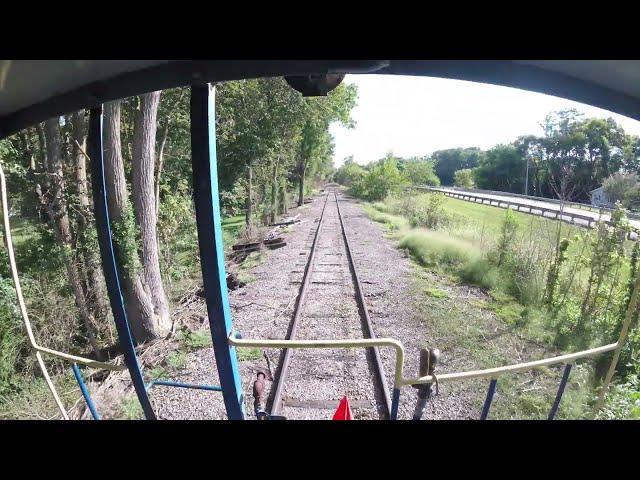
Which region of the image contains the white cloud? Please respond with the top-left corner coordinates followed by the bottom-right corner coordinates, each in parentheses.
top-left (331, 74), bottom-right (640, 167)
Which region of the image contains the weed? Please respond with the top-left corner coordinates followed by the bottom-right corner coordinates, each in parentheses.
top-left (179, 329), bottom-right (212, 352)
top-left (166, 351), bottom-right (188, 370)
top-left (424, 287), bottom-right (448, 299)
top-left (119, 394), bottom-right (144, 420)
top-left (237, 347), bottom-right (262, 361)
top-left (459, 258), bottom-right (499, 290)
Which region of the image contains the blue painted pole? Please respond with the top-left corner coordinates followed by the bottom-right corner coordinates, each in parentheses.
top-left (480, 378), bottom-right (498, 420)
top-left (190, 84), bottom-right (245, 420)
top-left (390, 388), bottom-right (401, 420)
top-left (87, 106), bottom-right (156, 420)
top-left (548, 363), bottom-right (572, 420)
top-left (147, 380), bottom-right (223, 392)
top-left (72, 364), bottom-right (100, 420)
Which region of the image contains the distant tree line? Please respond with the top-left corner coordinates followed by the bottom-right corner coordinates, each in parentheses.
top-left (336, 110), bottom-right (640, 206)
top-left (445, 110), bottom-right (640, 203)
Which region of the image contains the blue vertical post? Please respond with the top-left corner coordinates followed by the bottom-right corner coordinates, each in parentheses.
top-left (390, 388), bottom-right (401, 420)
top-left (190, 83), bottom-right (245, 420)
top-left (72, 364), bottom-right (100, 420)
top-left (87, 106), bottom-right (156, 420)
top-left (548, 363), bottom-right (572, 420)
top-left (480, 378), bottom-right (498, 420)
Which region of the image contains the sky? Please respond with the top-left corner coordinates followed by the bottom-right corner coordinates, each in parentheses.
top-left (330, 74), bottom-right (640, 167)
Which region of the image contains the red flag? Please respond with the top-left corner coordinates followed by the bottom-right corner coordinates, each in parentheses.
top-left (332, 396), bottom-right (353, 420)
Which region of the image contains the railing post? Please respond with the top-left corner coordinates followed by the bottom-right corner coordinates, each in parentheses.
top-left (548, 363), bottom-right (572, 420)
top-left (190, 83), bottom-right (245, 420)
top-left (390, 388), bottom-right (401, 420)
top-left (87, 106), bottom-right (156, 420)
top-left (72, 363), bottom-right (100, 420)
top-left (480, 378), bottom-right (498, 420)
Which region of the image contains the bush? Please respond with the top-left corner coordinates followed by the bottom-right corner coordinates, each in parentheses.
top-left (399, 230), bottom-right (480, 269)
top-left (405, 193), bottom-right (453, 230)
top-left (597, 374), bottom-right (640, 420)
top-left (335, 159), bottom-right (366, 187)
top-left (0, 276), bottom-right (24, 395)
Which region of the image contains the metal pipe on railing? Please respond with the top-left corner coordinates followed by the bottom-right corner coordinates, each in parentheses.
top-left (403, 343), bottom-right (617, 386)
top-left (229, 334), bottom-right (407, 389)
top-left (72, 363), bottom-right (100, 420)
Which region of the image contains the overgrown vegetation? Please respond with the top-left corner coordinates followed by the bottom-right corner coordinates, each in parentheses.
top-left (364, 191), bottom-right (640, 418)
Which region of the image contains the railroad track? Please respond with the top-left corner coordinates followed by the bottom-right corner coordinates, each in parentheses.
top-left (265, 187), bottom-right (391, 419)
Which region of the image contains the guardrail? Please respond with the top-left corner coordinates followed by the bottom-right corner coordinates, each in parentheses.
top-left (423, 185), bottom-right (640, 221)
top-left (419, 187), bottom-right (640, 236)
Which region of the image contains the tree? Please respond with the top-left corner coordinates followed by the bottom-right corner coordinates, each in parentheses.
top-left (401, 157), bottom-right (440, 186)
top-left (104, 97), bottom-right (171, 343)
top-left (335, 157), bottom-right (366, 186)
top-left (432, 147), bottom-right (483, 186)
top-left (454, 168), bottom-right (475, 189)
top-left (474, 144), bottom-right (526, 193)
top-left (603, 173), bottom-right (639, 206)
top-left (351, 155), bottom-right (406, 201)
top-left (294, 83), bottom-right (357, 206)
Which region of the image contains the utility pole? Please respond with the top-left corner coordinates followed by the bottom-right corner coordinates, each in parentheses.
top-left (524, 157), bottom-right (529, 196)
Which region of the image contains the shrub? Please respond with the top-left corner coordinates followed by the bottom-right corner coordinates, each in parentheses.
top-left (406, 193), bottom-right (452, 230)
top-left (597, 374), bottom-right (640, 420)
top-left (602, 172), bottom-right (638, 207)
top-left (0, 276), bottom-right (24, 395)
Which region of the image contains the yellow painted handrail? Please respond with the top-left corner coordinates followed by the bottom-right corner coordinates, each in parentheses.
top-left (402, 342), bottom-right (618, 385)
top-left (229, 334), bottom-right (621, 391)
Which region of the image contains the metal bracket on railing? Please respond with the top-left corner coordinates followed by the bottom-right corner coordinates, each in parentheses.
top-left (412, 348), bottom-right (440, 420)
top-left (252, 371), bottom-right (287, 420)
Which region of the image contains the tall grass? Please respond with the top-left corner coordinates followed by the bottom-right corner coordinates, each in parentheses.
top-left (399, 230), bottom-right (479, 269)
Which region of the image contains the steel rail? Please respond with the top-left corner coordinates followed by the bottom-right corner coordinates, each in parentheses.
top-left (334, 192), bottom-right (392, 417)
top-left (268, 192), bottom-right (332, 415)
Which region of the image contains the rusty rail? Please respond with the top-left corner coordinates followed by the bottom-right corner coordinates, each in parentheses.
top-left (267, 188), bottom-right (392, 419)
top-left (335, 192), bottom-right (392, 417)
top-left (268, 192), bottom-right (331, 415)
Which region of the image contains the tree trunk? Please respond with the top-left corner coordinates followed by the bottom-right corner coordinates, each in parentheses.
top-left (279, 180), bottom-right (288, 215)
top-left (71, 111), bottom-right (108, 321)
top-left (270, 157), bottom-right (279, 224)
top-left (245, 164), bottom-right (253, 233)
top-left (132, 91), bottom-right (171, 335)
top-left (154, 119), bottom-right (169, 218)
top-left (43, 117), bottom-right (102, 357)
top-left (298, 165), bottom-right (305, 207)
top-left (103, 100), bottom-right (163, 343)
